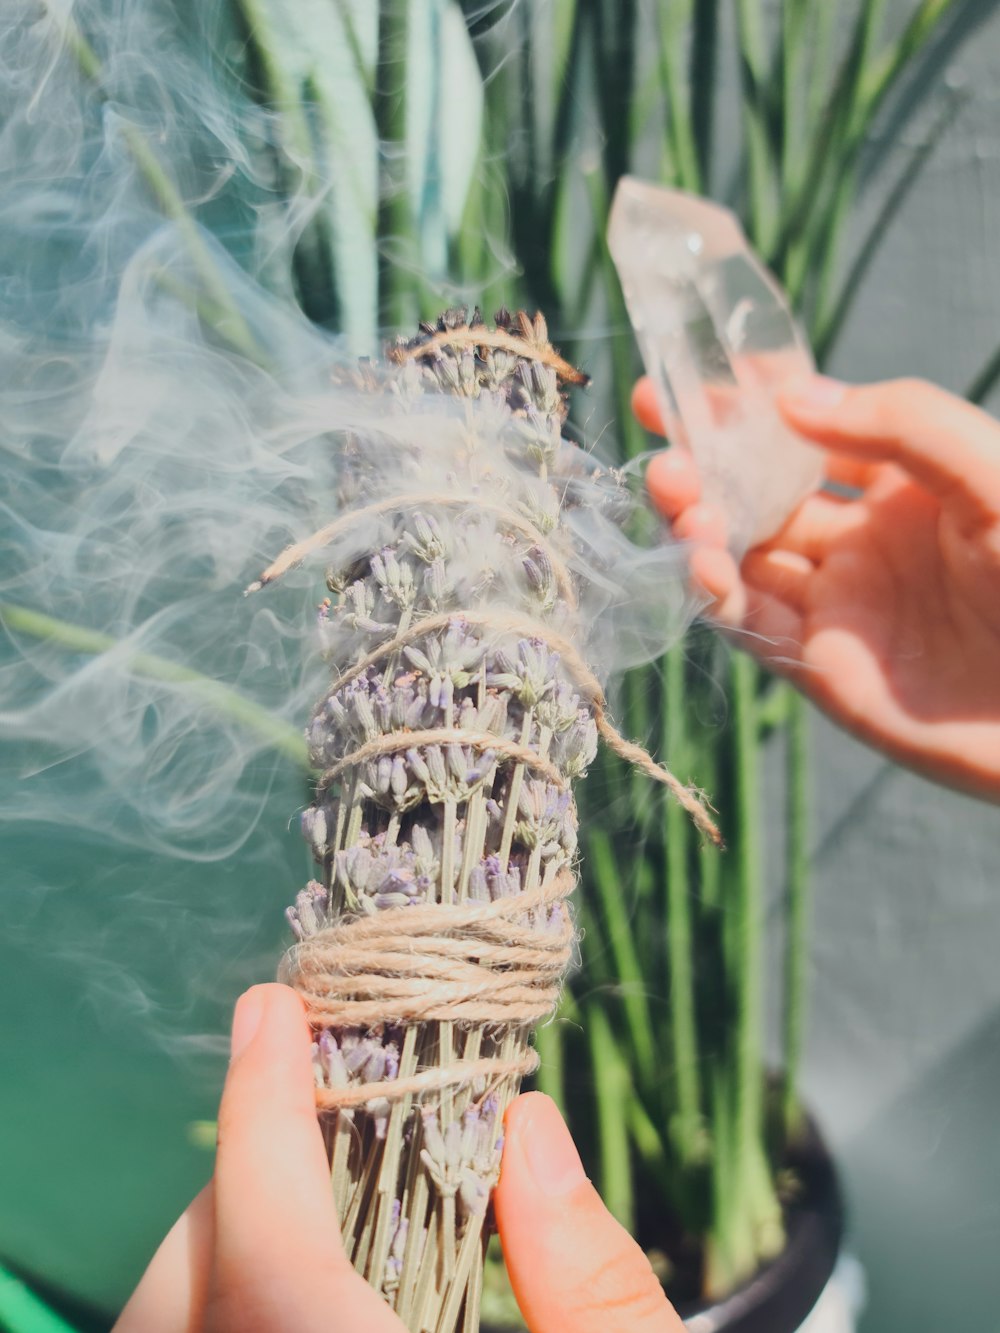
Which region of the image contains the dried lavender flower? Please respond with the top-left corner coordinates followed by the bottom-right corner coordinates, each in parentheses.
top-left (267, 307), bottom-right (712, 1332)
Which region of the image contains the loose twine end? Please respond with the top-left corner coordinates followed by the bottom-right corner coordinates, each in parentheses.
top-left (593, 713), bottom-right (724, 848)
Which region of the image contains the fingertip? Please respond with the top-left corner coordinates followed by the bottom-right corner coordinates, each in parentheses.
top-left (689, 546), bottom-right (744, 625)
top-left (776, 374), bottom-right (848, 422)
top-left (672, 501), bottom-right (728, 548)
top-left (230, 983), bottom-right (309, 1062)
top-left (218, 984), bottom-right (318, 1151)
top-left (498, 1092), bottom-right (587, 1201)
top-left (631, 377), bottom-right (664, 434)
top-left (646, 448), bottom-right (702, 518)
top-left (496, 1095), bottom-right (683, 1333)
top-left (501, 1088), bottom-right (550, 1141)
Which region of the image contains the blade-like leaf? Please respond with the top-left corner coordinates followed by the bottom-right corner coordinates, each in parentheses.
top-left (813, 87), bottom-right (962, 358)
top-left (407, 0), bottom-right (485, 280)
top-left (239, 0), bottom-right (379, 348)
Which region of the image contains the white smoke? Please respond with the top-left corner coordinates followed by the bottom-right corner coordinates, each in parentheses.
top-left (0, 10), bottom-right (698, 1305)
top-left (0, 1), bottom-right (694, 870)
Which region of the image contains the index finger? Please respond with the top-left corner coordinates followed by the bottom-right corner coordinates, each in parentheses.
top-left (778, 377), bottom-right (1000, 525)
top-left (636, 376), bottom-right (878, 494)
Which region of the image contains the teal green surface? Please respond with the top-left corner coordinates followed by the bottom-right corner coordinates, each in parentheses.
top-left (0, 1266), bottom-right (80, 1333)
top-left (0, 763), bottom-right (306, 1319)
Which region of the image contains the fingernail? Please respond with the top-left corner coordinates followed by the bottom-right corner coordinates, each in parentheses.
top-left (781, 374), bottom-right (847, 411)
top-left (230, 986), bottom-right (266, 1060)
top-left (656, 449), bottom-right (691, 473)
top-left (518, 1094), bottom-right (588, 1197)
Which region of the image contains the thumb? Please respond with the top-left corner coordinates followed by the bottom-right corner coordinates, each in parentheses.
top-left (207, 984), bottom-right (401, 1332)
top-left (494, 1093), bottom-right (685, 1333)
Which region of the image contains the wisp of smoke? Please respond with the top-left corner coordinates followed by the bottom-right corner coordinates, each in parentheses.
top-left (0, 0), bottom-right (694, 864)
top-left (0, 0), bottom-right (702, 1311)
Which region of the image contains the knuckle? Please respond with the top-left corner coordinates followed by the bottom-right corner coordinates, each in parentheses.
top-left (868, 377), bottom-right (939, 430)
top-left (570, 1242), bottom-right (670, 1324)
top-left (202, 1279), bottom-right (266, 1332)
top-left (214, 1095), bottom-right (241, 1150)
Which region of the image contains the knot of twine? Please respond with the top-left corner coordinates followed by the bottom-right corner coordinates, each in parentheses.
top-left (282, 869), bottom-right (575, 1110)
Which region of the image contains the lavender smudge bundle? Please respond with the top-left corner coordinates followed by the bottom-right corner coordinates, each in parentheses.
top-left (251, 308), bottom-right (720, 1332)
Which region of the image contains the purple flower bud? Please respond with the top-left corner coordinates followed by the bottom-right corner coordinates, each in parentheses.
top-left (390, 755), bottom-right (409, 799)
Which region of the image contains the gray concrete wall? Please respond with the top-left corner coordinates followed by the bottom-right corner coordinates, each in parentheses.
top-left (767, 6), bottom-right (1000, 1324)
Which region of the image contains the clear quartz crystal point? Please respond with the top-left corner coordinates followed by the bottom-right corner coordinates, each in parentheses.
top-left (608, 176), bottom-right (823, 553)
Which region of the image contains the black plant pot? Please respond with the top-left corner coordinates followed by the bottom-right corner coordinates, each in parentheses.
top-left (676, 1117), bottom-right (844, 1332)
top-left (484, 1113), bottom-right (843, 1333)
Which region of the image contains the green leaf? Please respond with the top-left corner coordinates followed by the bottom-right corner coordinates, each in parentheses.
top-left (240, 0), bottom-right (379, 350)
top-left (406, 0), bottom-right (485, 280)
top-left (966, 342), bottom-right (1000, 406)
top-left (0, 1267), bottom-right (80, 1333)
top-left (0, 603), bottom-right (310, 769)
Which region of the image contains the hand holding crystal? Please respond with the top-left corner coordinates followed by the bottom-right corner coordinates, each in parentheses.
top-left (637, 373), bottom-right (1000, 802)
top-left (115, 985), bottom-right (685, 1333)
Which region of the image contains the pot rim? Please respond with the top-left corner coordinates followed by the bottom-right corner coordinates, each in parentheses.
top-left (676, 1112), bottom-right (844, 1333)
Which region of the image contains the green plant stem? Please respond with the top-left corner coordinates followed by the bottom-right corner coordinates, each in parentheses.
top-left (755, 678), bottom-right (795, 735)
top-left (967, 342), bottom-right (1000, 406)
top-left (735, 0), bottom-right (778, 253)
top-left (333, 0), bottom-right (376, 100)
top-left (0, 1266), bottom-right (78, 1333)
top-left (540, 4), bottom-right (586, 303)
top-left (591, 0), bottom-right (638, 189)
top-left (781, 691), bottom-right (810, 1142)
top-left (586, 1000), bottom-right (635, 1230)
top-left (532, 1019), bottom-right (566, 1110)
top-left (657, 0), bottom-right (701, 192)
top-left (626, 1093), bottom-right (674, 1202)
top-left (236, 1), bottom-right (344, 329)
top-left (730, 654), bottom-right (763, 1175)
top-left (857, 0), bottom-right (962, 120)
top-left (238, 0), bottom-right (314, 163)
top-left (689, 0), bottom-right (719, 189)
top-left (705, 1061), bottom-right (750, 1297)
top-left (773, 0), bottom-right (888, 267)
top-left (582, 170), bottom-right (647, 463)
top-left (0, 602), bottom-right (309, 768)
top-left (663, 647), bottom-right (704, 1164)
top-left (586, 828), bottom-right (658, 1087)
top-left (793, 0), bottom-right (960, 311)
top-left (812, 91), bottom-right (958, 356)
top-left (53, 11), bottom-right (261, 363)
top-left (798, 158), bottom-right (857, 318)
top-left (779, 0), bottom-right (809, 194)
top-left (375, 0), bottom-right (417, 331)
top-left (728, 653), bottom-right (782, 1264)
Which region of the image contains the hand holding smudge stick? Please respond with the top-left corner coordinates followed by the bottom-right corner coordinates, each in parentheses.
top-left (250, 307), bottom-right (718, 1332)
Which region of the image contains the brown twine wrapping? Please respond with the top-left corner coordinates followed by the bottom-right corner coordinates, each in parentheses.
top-left (385, 321), bottom-right (590, 388)
top-left (251, 484), bottom-right (720, 841)
top-left (283, 870), bottom-right (575, 1109)
top-left (317, 727), bottom-right (567, 795)
top-left (318, 607), bottom-right (723, 846)
top-left (312, 1053), bottom-right (541, 1111)
top-left (274, 481), bottom-right (720, 1118)
top-left (244, 491), bottom-right (577, 607)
